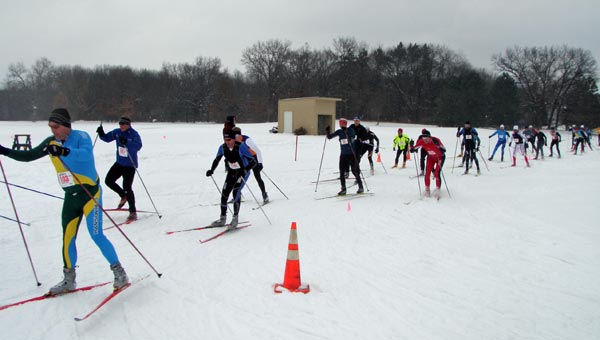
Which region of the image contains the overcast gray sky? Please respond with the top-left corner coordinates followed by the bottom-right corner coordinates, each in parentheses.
top-left (1, 0), bottom-right (598, 82)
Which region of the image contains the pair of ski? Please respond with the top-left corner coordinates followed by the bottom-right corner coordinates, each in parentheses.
top-left (0, 275), bottom-right (148, 321)
top-left (103, 208), bottom-right (156, 230)
top-left (165, 221), bottom-right (251, 243)
top-left (315, 192), bottom-right (374, 200)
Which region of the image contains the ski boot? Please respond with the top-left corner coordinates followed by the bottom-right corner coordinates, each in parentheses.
top-left (228, 215), bottom-right (239, 230)
top-left (110, 262), bottom-right (129, 290)
top-left (262, 192), bottom-right (269, 204)
top-left (357, 186), bottom-right (364, 194)
top-left (391, 163), bottom-right (398, 168)
top-left (209, 215), bottom-right (226, 227)
top-left (433, 188), bottom-right (440, 200)
top-left (117, 196), bottom-right (127, 209)
top-left (402, 162), bottom-right (406, 168)
top-left (48, 267), bottom-right (76, 295)
top-left (424, 187), bottom-right (431, 198)
top-left (126, 211), bottom-right (137, 222)
top-left (337, 188), bottom-right (347, 196)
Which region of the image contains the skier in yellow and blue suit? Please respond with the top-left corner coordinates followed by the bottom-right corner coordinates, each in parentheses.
top-left (0, 108), bottom-right (128, 295)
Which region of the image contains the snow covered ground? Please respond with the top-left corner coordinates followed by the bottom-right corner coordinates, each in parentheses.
top-left (1, 120), bottom-right (599, 340)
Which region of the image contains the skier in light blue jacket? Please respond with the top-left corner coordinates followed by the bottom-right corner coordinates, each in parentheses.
top-left (488, 124), bottom-right (511, 161)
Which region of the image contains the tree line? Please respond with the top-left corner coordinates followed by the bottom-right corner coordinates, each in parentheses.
top-left (1, 38), bottom-right (598, 128)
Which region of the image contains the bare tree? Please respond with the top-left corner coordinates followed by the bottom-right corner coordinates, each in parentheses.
top-left (241, 39), bottom-right (292, 121)
top-left (493, 46), bottom-right (597, 127)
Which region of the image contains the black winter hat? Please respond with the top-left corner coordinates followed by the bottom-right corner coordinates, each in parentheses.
top-left (223, 129), bottom-right (237, 140)
top-left (119, 115), bottom-right (132, 125)
top-left (49, 108), bottom-right (71, 128)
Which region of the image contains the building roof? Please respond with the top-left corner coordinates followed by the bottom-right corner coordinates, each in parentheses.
top-left (279, 97), bottom-right (342, 102)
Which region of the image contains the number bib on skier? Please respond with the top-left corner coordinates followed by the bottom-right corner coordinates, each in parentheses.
top-left (427, 150), bottom-right (437, 156)
top-left (340, 139), bottom-right (348, 145)
top-left (228, 162), bottom-right (241, 170)
top-left (57, 171), bottom-right (75, 187)
top-left (465, 135), bottom-right (472, 140)
top-left (118, 146), bottom-right (128, 157)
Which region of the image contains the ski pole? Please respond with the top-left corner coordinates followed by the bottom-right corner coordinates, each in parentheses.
top-left (487, 137), bottom-right (491, 158)
top-left (451, 136), bottom-right (459, 173)
top-left (0, 213), bottom-right (31, 226)
top-left (412, 150), bottom-right (422, 198)
top-left (478, 149), bottom-right (490, 171)
top-left (0, 158), bottom-right (41, 286)
top-left (209, 175), bottom-right (234, 215)
top-left (93, 121), bottom-right (102, 148)
top-left (0, 180), bottom-right (63, 200)
top-left (261, 170), bottom-right (289, 200)
top-left (314, 135), bottom-right (328, 192)
top-left (125, 147), bottom-right (162, 218)
top-left (440, 169), bottom-right (451, 198)
top-left (57, 157), bottom-right (162, 278)
top-left (239, 173), bottom-right (272, 225)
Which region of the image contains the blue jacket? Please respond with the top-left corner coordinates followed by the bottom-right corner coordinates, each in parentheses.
top-left (490, 129), bottom-right (510, 143)
top-left (100, 127), bottom-right (142, 168)
top-left (327, 128), bottom-right (356, 155)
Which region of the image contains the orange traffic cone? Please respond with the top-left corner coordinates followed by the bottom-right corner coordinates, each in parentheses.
top-left (274, 222), bottom-right (310, 294)
top-left (406, 151), bottom-right (411, 160)
top-left (376, 153), bottom-right (381, 163)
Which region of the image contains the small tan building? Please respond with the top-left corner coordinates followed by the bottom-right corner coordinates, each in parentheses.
top-left (278, 97), bottom-right (342, 135)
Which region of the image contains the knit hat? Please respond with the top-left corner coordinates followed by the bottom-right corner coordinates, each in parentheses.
top-left (421, 128), bottom-right (427, 133)
top-left (421, 130), bottom-right (431, 137)
top-left (118, 115), bottom-right (132, 125)
top-left (513, 125), bottom-right (519, 131)
top-left (223, 129), bottom-right (237, 140)
top-left (500, 124), bottom-right (505, 129)
top-left (48, 108), bottom-right (71, 128)
top-left (353, 116), bottom-right (360, 121)
top-left (339, 118), bottom-right (348, 127)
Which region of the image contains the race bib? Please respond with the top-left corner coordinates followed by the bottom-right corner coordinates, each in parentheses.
top-left (465, 135), bottom-right (472, 140)
top-left (340, 139), bottom-right (348, 145)
top-left (228, 162), bottom-right (241, 169)
top-left (118, 146), bottom-right (129, 157)
top-left (57, 171), bottom-right (75, 187)
top-left (427, 150), bottom-right (437, 155)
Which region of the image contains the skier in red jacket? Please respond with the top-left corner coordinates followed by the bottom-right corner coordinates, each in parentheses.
top-left (410, 130), bottom-right (446, 199)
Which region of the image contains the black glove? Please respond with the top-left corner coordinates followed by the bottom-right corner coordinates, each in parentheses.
top-left (96, 125), bottom-right (105, 137)
top-left (475, 147), bottom-right (479, 152)
top-left (206, 169), bottom-right (213, 177)
top-left (509, 142), bottom-right (512, 147)
top-left (392, 147), bottom-right (396, 151)
top-left (47, 144), bottom-right (70, 157)
top-left (409, 140), bottom-right (414, 147)
top-left (118, 136), bottom-right (127, 145)
top-left (0, 144), bottom-right (9, 156)
top-left (255, 163), bottom-right (263, 171)
top-left (374, 147), bottom-right (379, 153)
top-left (325, 126), bottom-right (331, 133)
top-left (457, 127), bottom-right (461, 132)
top-left (410, 147), bottom-right (417, 153)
